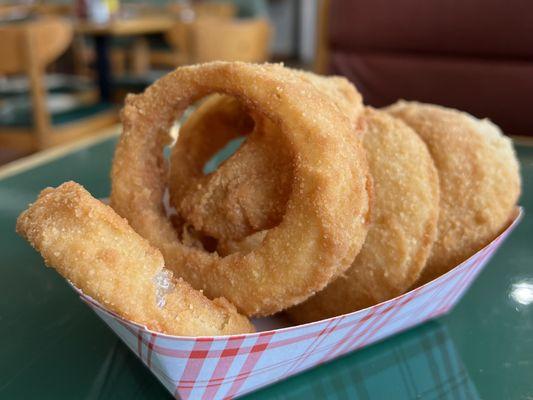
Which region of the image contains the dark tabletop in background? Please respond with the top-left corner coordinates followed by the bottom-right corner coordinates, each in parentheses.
top-left (0, 137), bottom-right (531, 399)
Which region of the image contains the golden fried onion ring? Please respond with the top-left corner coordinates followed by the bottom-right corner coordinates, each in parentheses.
top-left (169, 105), bottom-right (441, 321)
top-left (111, 62), bottom-right (371, 317)
top-left (289, 109), bottom-right (440, 321)
top-left (386, 101), bottom-right (521, 284)
top-left (169, 95), bottom-right (292, 241)
top-left (168, 72), bottom-right (364, 242)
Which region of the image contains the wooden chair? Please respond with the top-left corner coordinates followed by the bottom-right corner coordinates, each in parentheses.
top-left (163, 17), bottom-right (271, 66)
top-left (160, 20), bottom-right (194, 66)
top-left (152, 2), bottom-right (238, 68)
top-left (0, 18), bottom-right (117, 152)
top-left (190, 17), bottom-right (271, 63)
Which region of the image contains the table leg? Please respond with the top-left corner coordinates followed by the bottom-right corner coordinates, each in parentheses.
top-left (94, 35), bottom-right (111, 102)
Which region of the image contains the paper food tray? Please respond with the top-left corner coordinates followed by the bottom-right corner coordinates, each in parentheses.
top-left (73, 209), bottom-right (522, 400)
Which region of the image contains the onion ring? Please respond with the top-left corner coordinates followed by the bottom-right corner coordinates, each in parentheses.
top-left (386, 101), bottom-right (521, 284)
top-left (171, 106), bottom-right (441, 321)
top-left (110, 62), bottom-right (371, 317)
top-left (288, 109), bottom-right (440, 321)
top-left (170, 100), bottom-right (293, 241)
top-left (16, 182), bottom-right (254, 336)
top-left (169, 72), bottom-right (364, 241)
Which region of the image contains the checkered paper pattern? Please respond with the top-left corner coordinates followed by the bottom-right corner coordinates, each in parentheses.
top-left (78, 210), bottom-right (522, 400)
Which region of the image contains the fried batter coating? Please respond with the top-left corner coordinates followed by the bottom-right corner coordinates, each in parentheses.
top-left (289, 109), bottom-right (440, 321)
top-left (171, 107), bottom-right (293, 241)
top-left (16, 182), bottom-right (254, 336)
top-left (386, 101), bottom-right (521, 283)
top-left (175, 107), bottom-right (441, 321)
top-left (169, 72), bottom-right (364, 241)
top-left (111, 62), bottom-right (371, 317)
top-left (217, 230), bottom-right (267, 257)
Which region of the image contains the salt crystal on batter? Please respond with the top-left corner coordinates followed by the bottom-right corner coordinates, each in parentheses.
top-left (154, 269), bottom-right (174, 308)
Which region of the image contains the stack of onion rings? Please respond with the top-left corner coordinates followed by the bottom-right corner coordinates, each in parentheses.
top-left (386, 101), bottom-right (521, 284)
top-left (166, 80), bottom-right (520, 322)
top-left (168, 104), bottom-right (441, 322)
top-left (111, 62), bottom-right (372, 317)
top-left (168, 71), bottom-right (364, 242)
top-left (16, 62), bottom-right (521, 334)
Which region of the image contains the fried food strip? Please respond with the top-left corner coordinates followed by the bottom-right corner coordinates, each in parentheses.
top-left (16, 182), bottom-right (254, 336)
top-left (111, 62), bottom-right (371, 317)
top-left (385, 101), bottom-right (521, 284)
top-left (169, 72), bottom-right (364, 241)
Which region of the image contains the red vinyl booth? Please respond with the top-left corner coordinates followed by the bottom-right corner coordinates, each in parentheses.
top-left (323, 0), bottom-right (533, 136)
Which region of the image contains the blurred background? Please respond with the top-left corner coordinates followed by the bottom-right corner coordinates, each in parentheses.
top-left (0, 0), bottom-right (531, 167)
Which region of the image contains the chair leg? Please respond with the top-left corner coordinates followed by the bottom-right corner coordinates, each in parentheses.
top-left (24, 28), bottom-right (52, 150)
top-left (131, 37), bottom-right (150, 76)
top-left (111, 49), bottom-right (127, 76)
top-left (72, 35), bottom-right (94, 78)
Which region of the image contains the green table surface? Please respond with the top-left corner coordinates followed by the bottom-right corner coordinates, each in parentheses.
top-left (1, 136), bottom-right (532, 399)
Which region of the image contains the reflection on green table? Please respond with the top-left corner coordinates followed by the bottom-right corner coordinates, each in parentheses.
top-left (251, 322), bottom-right (478, 400)
top-left (0, 139), bottom-right (531, 399)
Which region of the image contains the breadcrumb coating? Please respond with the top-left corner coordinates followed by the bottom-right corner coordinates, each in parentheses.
top-left (386, 101), bottom-right (521, 283)
top-left (16, 182), bottom-right (254, 336)
top-left (175, 106), bottom-right (441, 321)
top-left (289, 109), bottom-right (440, 321)
top-left (111, 62), bottom-right (371, 316)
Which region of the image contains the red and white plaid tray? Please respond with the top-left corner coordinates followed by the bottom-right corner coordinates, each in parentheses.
top-left (76, 209), bottom-right (522, 399)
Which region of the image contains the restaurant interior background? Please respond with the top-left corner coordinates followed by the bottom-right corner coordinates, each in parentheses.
top-left (1, 0), bottom-right (531, 169)
top-left (0, 2), bottom-right (531, 399)
top-left (0, 0), bottom-right (320, 166)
